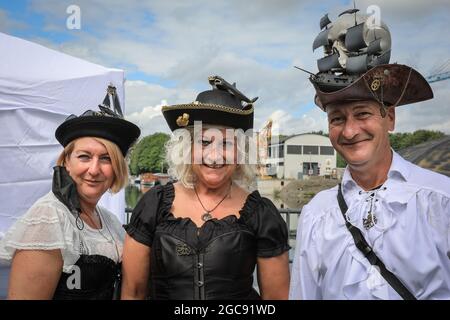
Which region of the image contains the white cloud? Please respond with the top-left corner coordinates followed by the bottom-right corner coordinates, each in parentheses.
top-left (0, 9), bottom-right (27, 32)
top-left (350, 0), bottom-right (450, 20)
top-left (263, 108), bottom-right (328, 137)
top-left (127, 100), bottom-right (166, 121)
top-left (123, 80), bottom-right (200, 136)
top-left (124, 80), bottom-right (195, 114)
top-left (126, 100), bottom-right (168, 136)
top-left (395, 81), bottom-right (450, 134)
top-left (4, 0), bottom-right (449, 137)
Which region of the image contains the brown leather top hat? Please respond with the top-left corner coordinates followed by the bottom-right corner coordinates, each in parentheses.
top-left (161, 75), bottom-right (257, 131)
top-left (305, 9), bottom-right (433, 110)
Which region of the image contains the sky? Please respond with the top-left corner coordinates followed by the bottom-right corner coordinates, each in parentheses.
top-left (1, 0), bottom-right (449, 137)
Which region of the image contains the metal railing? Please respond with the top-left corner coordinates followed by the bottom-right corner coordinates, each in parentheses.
top-left (279, 209), bottom-right (301, 263)
top-left (125, 207), bottom-right (133, 224)
top-left (279, 208), bottom-right (301, 236)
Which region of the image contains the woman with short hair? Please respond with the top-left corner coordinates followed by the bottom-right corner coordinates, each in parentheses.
top-left (0, 106), bottom-right (140, 299)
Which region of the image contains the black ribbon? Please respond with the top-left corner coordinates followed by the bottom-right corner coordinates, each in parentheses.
top-left (52, 166), bottom-right (84, 229)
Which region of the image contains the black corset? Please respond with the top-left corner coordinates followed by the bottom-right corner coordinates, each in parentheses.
top-left (125, 182), bottom-right (291, 300)
top-left (53, 254), bottom-right (120, 300)
top-left (149, 230), bottom-right (261, 300)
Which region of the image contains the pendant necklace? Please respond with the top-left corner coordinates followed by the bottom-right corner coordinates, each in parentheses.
top-left (81, 208), bottom-right (120, 262)
top-left (194, 183), bottom-right (232, 222)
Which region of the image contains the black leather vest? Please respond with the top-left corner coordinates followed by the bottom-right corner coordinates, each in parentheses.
top-left (149, 229), bottom-right (260, 300)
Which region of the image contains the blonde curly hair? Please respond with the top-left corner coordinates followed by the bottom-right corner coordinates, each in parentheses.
top-left (165, 126), bottom-right (257, 191)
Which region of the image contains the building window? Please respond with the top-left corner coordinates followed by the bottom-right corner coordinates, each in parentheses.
top-left (320, 146), bottom-right (335, 155)
top-left (269, 145), bottom-right (281, 157)
top-left (303, 162), bottom-right (319, 175)
top-left (269, 145), bottom-right (286, 158)
top-left (303, 145), bottom-right (318, 155)
top-left (287, 145), bottom-right (302, 154)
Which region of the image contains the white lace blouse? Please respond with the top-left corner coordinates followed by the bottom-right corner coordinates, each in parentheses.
top-left (0, 192), bottom-right (125, 273)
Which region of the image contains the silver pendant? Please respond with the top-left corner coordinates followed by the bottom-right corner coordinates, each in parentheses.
top-left (75, 214), bottom-right (85, 230)
top-left (201, 212), bottom-right (213, 222)
top-left (363, 212), bottom-right (377, 230)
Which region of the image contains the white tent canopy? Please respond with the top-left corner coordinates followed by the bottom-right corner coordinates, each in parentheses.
top-left (0, 32), bottom-right (128, 238)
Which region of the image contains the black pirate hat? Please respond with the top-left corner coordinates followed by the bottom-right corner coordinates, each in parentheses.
top-left (55, 85), bottom-right (140, 155)
top-left (303, 9), bottom-right (432, 110)
top-left (161, 76), bottom-right (257, 131)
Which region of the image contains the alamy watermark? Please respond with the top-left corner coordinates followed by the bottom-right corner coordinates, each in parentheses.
top-left (66, 5), bottom-right (81, 30)
top-left (168, 121), bottom-right (279, 166)
top-left (66, 265), bottom-right (81, 289)
top-left (366, 5), bottom-right (381, 29)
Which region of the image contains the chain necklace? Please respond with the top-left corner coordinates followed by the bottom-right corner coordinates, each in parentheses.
top-left (79, 208), bottom-right (120, 263)
top-left (194, 183), bottom-right (232, 222)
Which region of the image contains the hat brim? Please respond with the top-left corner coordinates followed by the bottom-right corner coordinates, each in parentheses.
top-left (55, 116), bottom-right (140, 155)
top-left (161, 103), bottom-right (254, 131)
top-left (313, 64), bottom-right (433, 110)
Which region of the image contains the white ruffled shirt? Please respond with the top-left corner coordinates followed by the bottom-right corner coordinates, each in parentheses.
top-left (289, 151), bottom-right (450, 300)
top-left (0, 192), bottom-right (125, 273)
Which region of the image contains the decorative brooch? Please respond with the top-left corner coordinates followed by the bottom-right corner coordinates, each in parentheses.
top-left (363, 212), bottom-right (378, 230)
top-left (176, 113), bottom-right (190, 127)
top-left (176, 242), bottom-right (193, 256)
top-left (370, 79), bottom-right (381, 91)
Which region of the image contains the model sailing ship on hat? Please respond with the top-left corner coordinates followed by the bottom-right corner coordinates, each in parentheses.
top-left (55, 84), bottom-right (140, 156)
top-left (296, 5), bottom-right (433, 112)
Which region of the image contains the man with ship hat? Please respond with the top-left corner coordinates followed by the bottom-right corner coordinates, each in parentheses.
top-left (289, 7), bottom-right (450, 300)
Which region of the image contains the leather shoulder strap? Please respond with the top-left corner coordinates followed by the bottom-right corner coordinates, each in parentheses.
top-left (337, 184), bottom-right (416, 300)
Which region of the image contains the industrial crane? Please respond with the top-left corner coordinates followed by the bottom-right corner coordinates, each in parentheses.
top-left (426, 59), bottom-right (450, 83)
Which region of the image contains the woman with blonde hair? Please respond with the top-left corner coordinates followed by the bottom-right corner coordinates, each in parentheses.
top-left (122, 76), bottom-right (290, 300)
top-left (0, 105), bottom-right (140, 299)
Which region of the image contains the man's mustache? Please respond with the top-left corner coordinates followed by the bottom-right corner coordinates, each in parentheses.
top-left (338, 134), bottom-right (373, 145)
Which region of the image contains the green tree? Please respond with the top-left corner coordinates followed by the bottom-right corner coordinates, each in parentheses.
top-left (125, 184), bottom-right (142, 209)
top-left (389, 130), bottom-right (444, 151)
top-left (336, 153), bottom-right (347, 168)
top-left (129, 133), bottom-right (170, 175)
top-left (309, 130), bottom-right (328, 137)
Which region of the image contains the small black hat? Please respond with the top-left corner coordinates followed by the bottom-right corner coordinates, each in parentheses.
top-left (161, 76), bottom-right (257, 131)
top-left (55, 85), bottom-right (140, 155)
